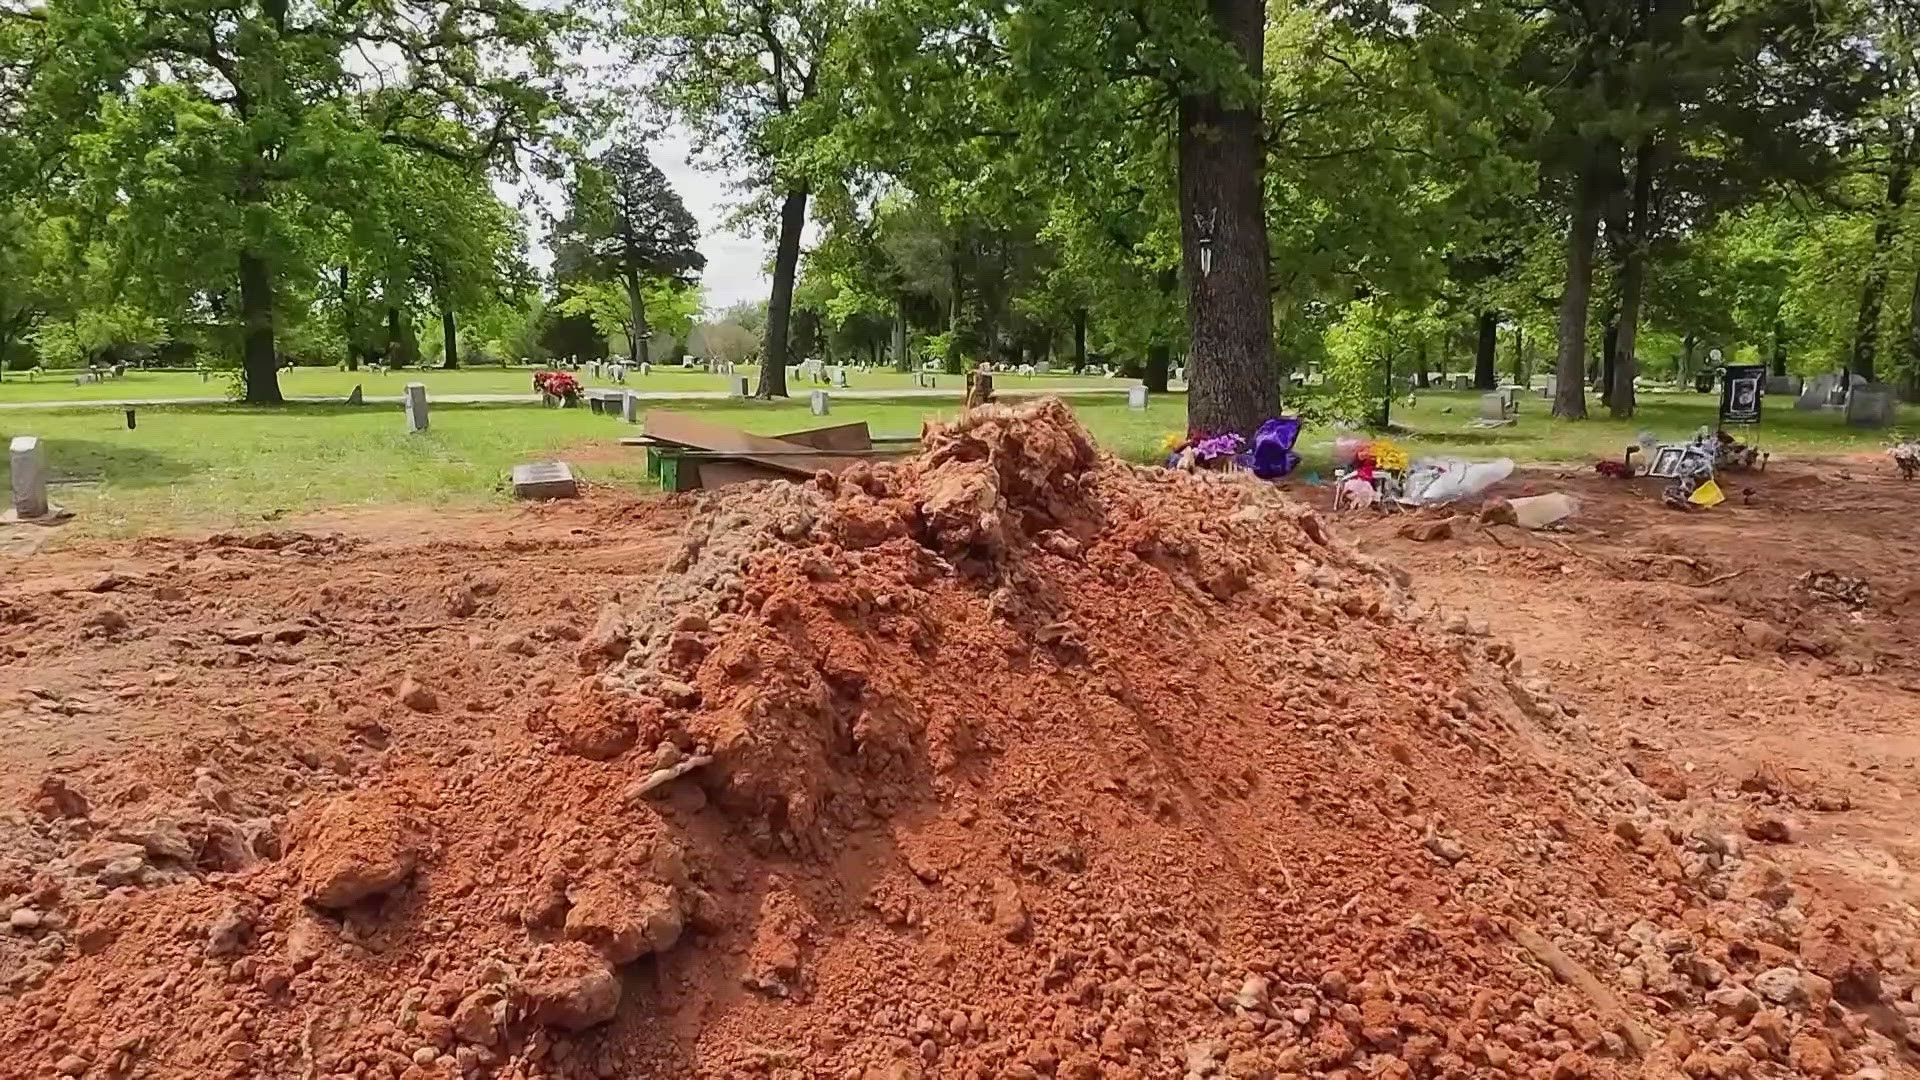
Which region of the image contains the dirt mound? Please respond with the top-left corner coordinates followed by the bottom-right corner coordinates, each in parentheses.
top-left (0, 400), bottom-right (1913, 1080)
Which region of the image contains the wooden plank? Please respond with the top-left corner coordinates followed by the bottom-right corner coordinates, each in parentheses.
top-left (640, 411), bottom-right (863, 477)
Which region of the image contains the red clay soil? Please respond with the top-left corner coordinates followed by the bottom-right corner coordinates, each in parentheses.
top-left (0, 401), bottom-right (1912, 1080)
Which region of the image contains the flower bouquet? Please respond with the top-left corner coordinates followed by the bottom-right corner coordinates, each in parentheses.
top-left (533, 371), bottom-right (582, 407)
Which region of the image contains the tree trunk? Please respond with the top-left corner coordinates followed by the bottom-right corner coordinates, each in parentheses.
top-left (944, 253), bottom-right (964, 375)
top-left (1554, 145), bottom-right (1607, 419)
top-left (1681, 333), bottom-right (1696, 384)
top-left (1414, 342), bottom-right (1430, 389)
top-left (1146, 343), bottom-right (1171, 393)
top-left (1851, 133), bottom-right (1913, 383)
top-left (339, 266), bottom-right (360, 371)
top-left (238, 249), bottom-right (283, 404)
top-left (1608, 141), bottom-right (1655, 418)
top-left (1600, 322), bottom-right (1618, 409)
top-left (1377, 349), bottom-right (1393, 429)
top-left (624, 265), bottom-right (650, 367)
top-left (1907, 254), bottom-right (1920, 396)
top-left (892, 297), bottom-right (910, 372)
top-left (440, 303), bottom-right (459, 369)
top-left (1072, 307), bottom-right (1088, 372)
top-left (1178, 0), bottom-right (1279, 436)
top-left (1771, 317), bottom-right (1787, 378)
top-left (1513, 323), bottom-right (1526, 386)
top-left (1474, 311), bottom-right (1498, 389)
top-left (756, 186), bottom-right (808, 399)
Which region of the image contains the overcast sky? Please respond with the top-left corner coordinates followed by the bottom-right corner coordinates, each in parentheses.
top-left (644, 129), bottom-right (772, 314)
top-left (511, 126), bottom-right (773, 318)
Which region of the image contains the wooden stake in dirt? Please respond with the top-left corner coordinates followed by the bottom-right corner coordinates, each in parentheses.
top-left (1508, 921), bottom-right (1650, 1055)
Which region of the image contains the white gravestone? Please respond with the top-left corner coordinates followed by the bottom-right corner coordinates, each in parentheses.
top-left (730, 375), bottom-right (750, 399)
top-left (403, 383), bottom-right (429, 432)
top-left (622, 391), bottom-right (640, 423)
top-left (833, 367), bottom-right (849, 388)
top-left (10, 436), bottom-right (48, 519)
top-left (1127, 385), bottom-right (1149, 410)
top-left (511, 461), bottom-right (578, 499)
top-left (810, 390), bottom-right (831, 416)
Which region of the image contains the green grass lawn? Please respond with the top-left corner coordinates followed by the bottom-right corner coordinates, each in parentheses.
top-left (1, 393), bottom-right (1185, 538)
top-left (3, 385), bottom-right (1908, 540)
top-left (0, 364), bottom-right (1127, 404)
top-left (1381, 387), bottom-right (1920, 461)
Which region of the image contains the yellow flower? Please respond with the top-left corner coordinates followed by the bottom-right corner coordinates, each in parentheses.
top-left (1371, 440), bottom-right (1409, 472)
top-left (1160, 431), bottom-right (1186, 454)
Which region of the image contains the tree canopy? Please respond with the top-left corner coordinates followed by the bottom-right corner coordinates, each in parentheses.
top-left (3, 0), bottom-right (1918, 425)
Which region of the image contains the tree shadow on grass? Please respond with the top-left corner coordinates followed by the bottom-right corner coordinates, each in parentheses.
top-left (15, 438), bottom-right (196, 492)
top-left (1404, 429), bottom-right (1544, 448)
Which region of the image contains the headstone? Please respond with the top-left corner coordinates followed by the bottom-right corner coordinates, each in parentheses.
top-left (810, 390), bottom-right (830, 416)
top-left (346, 384), bottom-right (363, 406)
top-left (511, 461), bottom-right (579, 500)
top-left (639, 362), bottom-right (651, 377)
top-left (1795, 373), bottom-right (1837, 410)
top-left (621, 391), bottom-right (639, 423)
top-left (1451, 375), bottom-right (1472, 391)
top-left (199, 368), bottom-right (210, 383)
top-left (1765, 374), bottom-right (1802, 396)
top-left (833, 367), bottom-right (849, 388)
top-left (613, 364), bottom-right (626, 384)
top-left (403, 382), bottom-right (428, 432)
top-left (588, 394), bottom-right (606, 415)
top-left (729, 375), bottom-right (749, 399)
top-left (1845, 383), bottom-right (1897, 428)
top-left (10, 436), bottom-right (47, 519)
top-left (1127, 385), bottom-right (1149, 410)
top-left (1478, 393), bottom-right (1508, 422)
top-left (1035, 361), bottom-right (1051, 375)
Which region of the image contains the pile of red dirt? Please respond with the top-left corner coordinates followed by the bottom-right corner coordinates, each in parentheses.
top-left (0, 399), bottom-right (1912, 1080)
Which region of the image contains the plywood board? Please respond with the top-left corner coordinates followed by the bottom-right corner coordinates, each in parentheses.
top-left (640, 411), bottom-right (862, 477)
top-left (775, 421), bottom-right (871, 452)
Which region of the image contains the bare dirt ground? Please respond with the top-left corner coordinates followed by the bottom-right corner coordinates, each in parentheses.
top-left (1349, 456), bottom-right (1920, 926)
top-left (0, 413), bottom-right (1914, 1080)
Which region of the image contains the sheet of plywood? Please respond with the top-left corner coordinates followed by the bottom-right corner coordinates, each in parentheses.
top-left (775, 421), bottom-right (872, 452)
top-left (687, 460), bottom-right (801, 489)
top-left (640, 411), bottom-right (862, 477)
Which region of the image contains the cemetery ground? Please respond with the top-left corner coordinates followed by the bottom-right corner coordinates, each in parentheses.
top-left (0, 364), bottom-right (1122, 406)
top-left (0, 385), bottom-right (1909, 540)
top-left (0, 398), bottom-right (1917, 1077)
